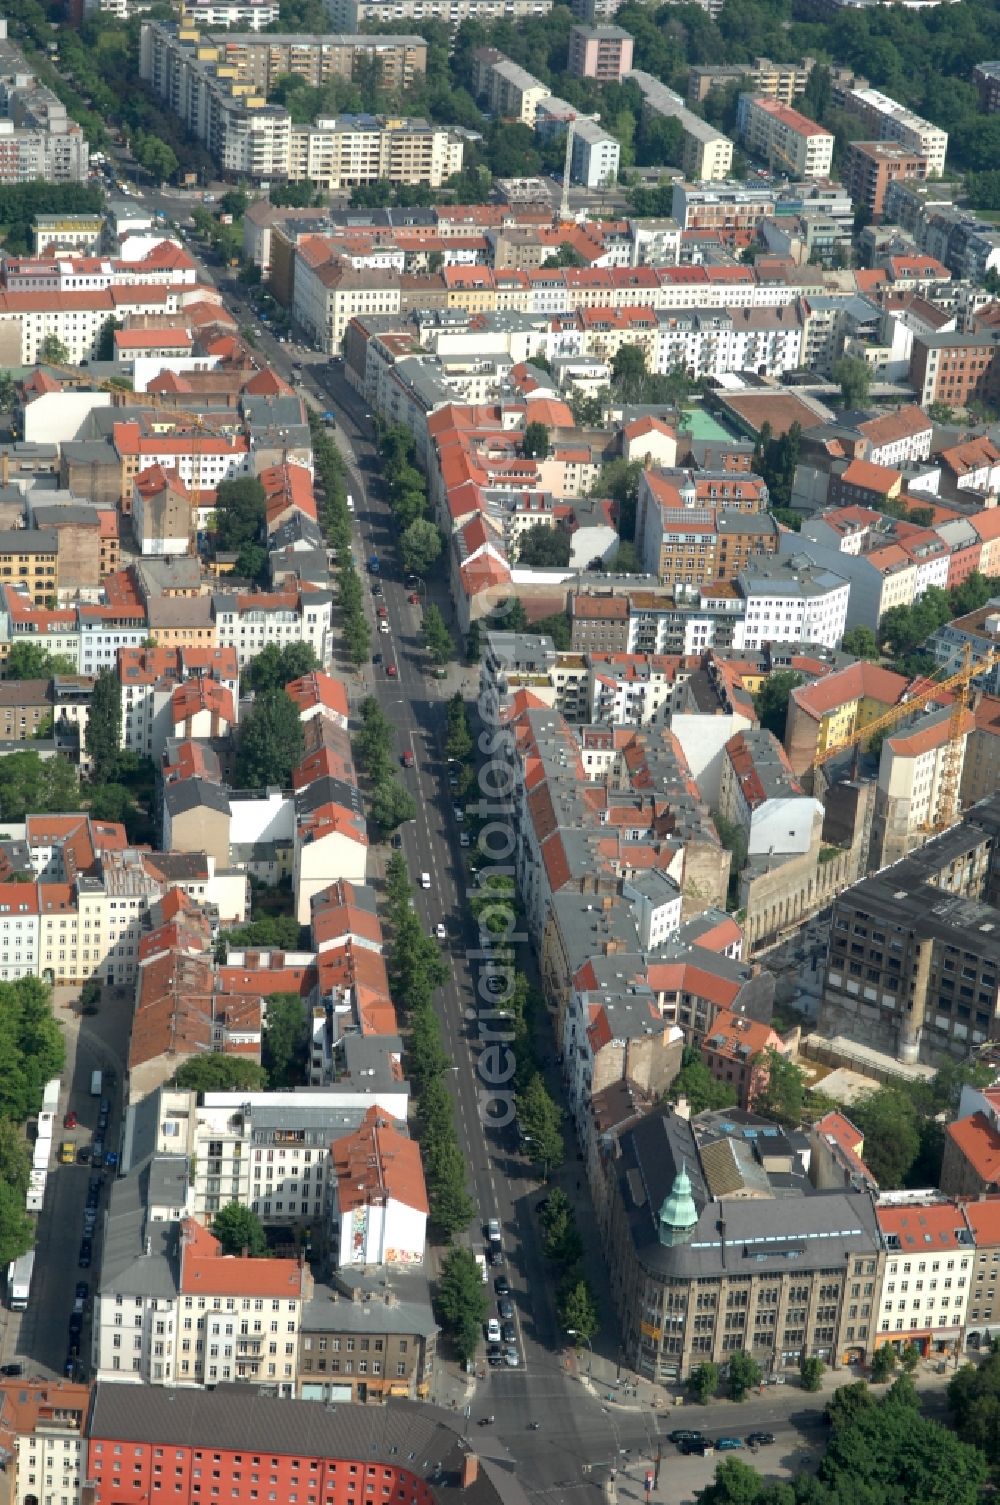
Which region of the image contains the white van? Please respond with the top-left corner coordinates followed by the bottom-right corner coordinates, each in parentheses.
top-left (421, 872), bottom-right (431, 889)
top-left (346, 493), bottom-right (355, 512)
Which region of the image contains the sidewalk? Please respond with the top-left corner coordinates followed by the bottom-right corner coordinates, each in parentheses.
top-left (568, 1346), bottom-right (968, 1416)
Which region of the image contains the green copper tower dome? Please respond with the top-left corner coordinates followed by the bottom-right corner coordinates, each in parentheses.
top-left (658, 1162), bottom-right (698, 1247)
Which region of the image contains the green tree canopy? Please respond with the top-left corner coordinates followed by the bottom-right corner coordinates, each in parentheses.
top-left (219, 915), bottom-right (305, 953)
top-left (559, 1279), bottom-right (598, 1346)
top-left (213, 476), bottom-right (267, 551)
top-left (400, 518), bottom-right (443, 577)
top-left (688, 1360), bottom-right (720, 1403)
top-left (841, 626), bottom-right (880, 661)
top-left (518, 1074), bottom-right (564, 1177)
top-left (235, 690), bottom-right (305, 790)
top-left (832, 356), bottom-right (872, 410)
top-left (523, 421), bottom-right (550, 459)
top-left (753, 671), bottom-right (803, 739)
top-left (422, 604), bottom-right (453, 665)
top-left (0, 750), bottom-right (80, 822)
top-left (3, 641), bottom-right (78, 679)
top-left (667, 1046), bottom-right (738, 1114)
top-left (371, 776), bottom-right (417, 834)
top-left (754, 1048), bottom-right (806, 1126)
top-left (437, 1247), bottom-right (488, 1362)
top-left (86, 669), bottom-right (121, 786)
top-left (517, 523), bottom-right (571, 568)
top-left (727, 1349), bottom-right (762, 1400)
top-left (263, 992), bottom-right (307, 1088)
top-left (851, 1085), bottom-right (920, 1188)
top-left (245, 641), bottom-right (320, 695)
top-left (173, 1056), bottom-right (268, 1092)
top-left (212, 1201), bottom-right (267, 1257)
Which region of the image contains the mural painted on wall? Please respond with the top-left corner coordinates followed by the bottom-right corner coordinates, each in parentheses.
top-left (352, 1205), bottom-right (368, 1258)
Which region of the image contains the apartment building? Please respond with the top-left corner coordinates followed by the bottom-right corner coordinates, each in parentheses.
top-left (874, 1195), bottom-right (973, 1358)
top-left (785, 660), bottom-right (909, 776)
top-left (841, 86), bottom-right (947, 176)
top-left (471, 52), bottom-right (548, 125)
top-left (297, 1269), bottom-right (437, 1402)
top-left (0, 21), bottom-right (89, 183)
top-left (941, 1084), bottom-right (1000, 1202)
top-left (571, 117), bottom-right (620, 189)
top-left (3, 1380), bottom-right (90, 1505)
top-left (688, 57), bottom-right (813, 106)
top-left (0, 678), bottom-right (56, 741)
top-left (736, 95), bottom-right (834, 179)
top-left (200, 31), bottom-right (427, 93)
top-left (636, 470), bottom-right (780, 586)
top-left (909, 330), bottom-right (1000, 409)
top-left (567, 24), bottom-right (633, 82)
top-left (737, 553), bottom-right (850, 651)
top-left (629, 71), bottom-right (733, 182)
top-left (719, 728), bottom-right (819, 858)
top-left (819, 795), bottom-right (1000, 1063)
top-left (94, 1211), bottom-right (310, 1390)
top-left (842, 140), bottom-right (929, 222)
top-left (211, 588), bottom-right (333, 669)
top-left (0, 528), bottom-right (57, 605)
top-left (973, 60), bottom-right (1000, 113)
top-left (0, 286), bottom-right (181, 366)
top-left (604, 1104), bottom-right (881, 1382)
top-left (323, 0), bottom-right (554, 26)
top-left (180, 0), bottom-right (279, 24)
top-left (293, 251), bottom-right (402, 353)
top-left (869, 705), bottom-right (973, 868)
top-left (287, 115), bottom-right (462, 193)
top-left (118, 645), bottom-right (240, 761)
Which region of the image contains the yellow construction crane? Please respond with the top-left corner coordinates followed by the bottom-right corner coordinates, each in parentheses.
top-left (813, 641), bottom-right (1000, 833)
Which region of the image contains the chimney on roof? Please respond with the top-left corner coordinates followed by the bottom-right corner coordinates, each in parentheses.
top-left (461, 1456), bottom-right (479, 1489)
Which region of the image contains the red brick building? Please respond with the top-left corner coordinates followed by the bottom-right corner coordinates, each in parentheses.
top-left (842, 141), bottom-right (928, 222)
top-left (87, 1385), bottom-right (510, 1505)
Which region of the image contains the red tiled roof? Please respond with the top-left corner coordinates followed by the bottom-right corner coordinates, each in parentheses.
top-left (331, 1107), bottom-right (428, 1216)
top-left (945, 1112), bottom-right (1000, 1187)
top-left (179, 1219), bottom-right (305, 1298)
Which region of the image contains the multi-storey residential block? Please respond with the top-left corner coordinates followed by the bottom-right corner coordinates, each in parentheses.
top-left (0, 677), bottom-right (56, 740)
top-left (869, 704), bottom-right (974, 868)
top-left (819, 795), bottom-right (1000, 1063)
top-left (323, 0), bottom-right (553, 26)
top-left (571, 117), bottom-right (621, 188)
top-left (785, 660), bottom-right (909, 775)
top-left (737, 553), bottom-right (850, 650)
top-left (2, 1380), bottom-right (90, 1505)
top-left (736, 95), bottom-right (834, 179)
top-left (973, 61), bottom-right (1000, 113)
top-left (194, 30), bottom-right (426, 93)
top-left (86, 1384), bottom-right (528, 1505)
top-left (909, 330), bottom-right (1000, 409)
top-left (874, 1194), bottom-right (973, 1359)
top-left (719, 728), bottom-right (820, 858)
top-left (471, 52), bottom-right (548, 124)
top-left (179, 0), bottom-right (280, 24)
top-left (940, 1083), bottom-right (1000, 1198)
top-left (629, 71), bottom-right (734, 181)
top-left (688, 57), bottom-right (813, 106)
top-left (94, 1212), bottom-right (310, 1389)
top-left (636, 470), bottom-right (780, 586)
top-left (842, 140), bottom-right (929, 222)
top-left (211, 587), bottom-right (333, 668)
top-left (297, 1268), bottom-right (438, 1402)
top-left (841, 86), bottom-right (947, 176)
top-left (567, 24), bottom-right (633, 82)
top-left (0, 22), bottom-right (89, 183)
